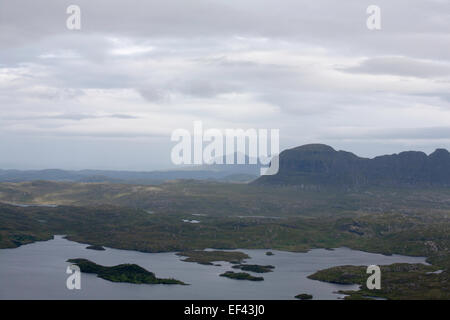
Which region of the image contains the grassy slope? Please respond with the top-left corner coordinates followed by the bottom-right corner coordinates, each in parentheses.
top-left (2, 180), bottom-right (450, 217)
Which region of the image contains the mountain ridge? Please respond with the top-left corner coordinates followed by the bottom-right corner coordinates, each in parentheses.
top-left (254, 144), bottom-right (450, 187)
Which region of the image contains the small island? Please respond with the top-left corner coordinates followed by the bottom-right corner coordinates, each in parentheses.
top-left (308, 265), bottom-right (366, 285)
top-left (295, 293), bottom-right (313, 300)
top-left (265, 251), bottom-right (274, 256)
top-left (220, 271), bottom-right (264, 281)
top-left (67, 258), bottom-right (186, 285)
top-left (232, 264), bottom-right (275, 273)
top-left (177, 250), bottom-right (249, 265)
top-left (86, 245), bottom-right (106, 251)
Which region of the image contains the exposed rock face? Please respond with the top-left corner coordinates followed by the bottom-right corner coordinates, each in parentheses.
top-left (254, 144), bottom-right (450, 187)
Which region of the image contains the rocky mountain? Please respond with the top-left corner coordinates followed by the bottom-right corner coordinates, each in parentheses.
top-left (254, 144), bottom-right (450, 187)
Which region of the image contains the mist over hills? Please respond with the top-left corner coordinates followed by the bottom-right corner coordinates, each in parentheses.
top-left (254, 144), bottom-right (450, 187)
top-left (2, 145), bottom-right (450, 187)
top-left (0, 153), bottom-right (260, 184)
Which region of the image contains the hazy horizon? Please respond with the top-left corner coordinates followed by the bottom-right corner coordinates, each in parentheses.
top-left (1, 142), bottom-right (449, 171)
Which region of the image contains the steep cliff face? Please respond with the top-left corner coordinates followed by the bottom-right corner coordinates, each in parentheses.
top-left (254, 144), bottom-right (450, 187)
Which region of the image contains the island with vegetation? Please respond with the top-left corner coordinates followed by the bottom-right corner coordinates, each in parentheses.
top-left (67, 258), bottom-right (186, 285)
top-left (232, 264), bottom-right (275, 273)
top-left (265, 251), bottom-right (274, 256)
top-left (86, 245), bottom-right (105, 251)
top-left (308, 263), bottom-right (449, 300)
top-left (177, 250), bottom-right (249, 265)
top-left (295, 293), bottom-right (313, 300)
top-left (220, 271), bottom-right (264, 281)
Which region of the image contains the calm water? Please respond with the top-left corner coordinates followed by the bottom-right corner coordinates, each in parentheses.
top-left (0, 236), bottom-right (427, 300)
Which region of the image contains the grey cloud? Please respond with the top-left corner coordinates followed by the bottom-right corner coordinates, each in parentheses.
top-left (324, 127), bottom-right (450, 141)
top-left (50, 113), bottom-right (139, 120)
top-left (138, 87), bottom-right (170, 103)
top-left (138, 78), bottom-right (239, 102)
top-left (414, 91), bottom-right (450, 104)
top-left (1, 0), bottom-right (450, 169)
top-left (1, 0), bottom-right (449, 59)
top-left (340, 56), bottom-right (450, 78)
top-left (109, 114), bottom-right (138, 119)
top-left (0, 113), bottom-right (139, 121)
top-left (137, 57), bottom-right (308, 104)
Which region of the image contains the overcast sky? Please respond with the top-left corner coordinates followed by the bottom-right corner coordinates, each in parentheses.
top-left (1, 0), bottom-right (449, 170)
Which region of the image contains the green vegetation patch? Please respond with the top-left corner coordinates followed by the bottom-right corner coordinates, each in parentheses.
top-left (220, 271), bottom-right (264, 281)
top-left (177, 250), bottom-right (249, 265)
top-left (308, 263), bottom-right (450, 300)
top-left (295, 293), bottom-right (313, 300)
top-left (86, 245), bottom-right (105, 251)
top-left (232, 264), bottom-right (275, 273)
top-left (67, 258), bottom-right (186, 285)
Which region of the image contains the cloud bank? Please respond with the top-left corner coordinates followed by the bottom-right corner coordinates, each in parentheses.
top-left (0, 0), bottom-right (449, 169)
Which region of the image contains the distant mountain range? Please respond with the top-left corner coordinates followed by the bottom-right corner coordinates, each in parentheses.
top-left (0, 168), bottom-right (261, 184)
top-left (254, 144), bottom-right (450, 188)
top-left (0, 153), bottom-right (260, 184)
top-left (3, 144), bottom-right (450, 187)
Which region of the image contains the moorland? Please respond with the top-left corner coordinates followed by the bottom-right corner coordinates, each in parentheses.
top-left (1, 144), bottom-right (450, 299)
